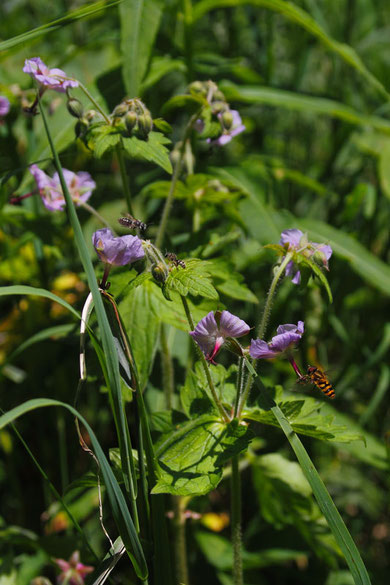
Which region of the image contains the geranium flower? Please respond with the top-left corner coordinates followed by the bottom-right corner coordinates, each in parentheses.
top-left (30, 165), bottom-right (95, 211)
top-left (0, 96), bottom-right (10, 117)
top-left (92, 228), bottom-right (145, 266)
top-left (54, 551), bottom-right (93, 585)
top-left (280, 229), bottom-right (332, 285)
top-left (210, 110), bottom-right (245, 146)
top-left (23, 57), bottom-right (78, 93)
top-left (250, 321), bottom-right (304, 359)
top-left (190, 310), bottom-right (250, 363)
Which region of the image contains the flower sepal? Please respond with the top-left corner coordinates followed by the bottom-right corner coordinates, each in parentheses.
top-left (223, 337), bottom-right (247, 358)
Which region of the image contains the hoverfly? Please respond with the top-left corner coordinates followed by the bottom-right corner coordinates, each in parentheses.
top-left (118, 214), bottom-right (147, 231)
top-left (165, 252), bottom-right (186, 269)
top-left (306, 365), bottom-right (335, 399)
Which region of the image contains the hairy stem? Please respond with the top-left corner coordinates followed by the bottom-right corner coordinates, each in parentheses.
top-left (172, 496), bottom-right (190, 585)
top-left (231, 455), bottom-right (243, 585)
top-left (155, 111), bottom-right (201, 249)
top-left (79, 201), bottom-right (114, 230)
top-left (236, 252), bottom-right (293, 418)
top-left (180, 295), bottom-right (230, 422)
top-left (116, 141), bottom-right (134, 215)
top-left (233, 357), bottom-right (245, 418)
top-left (78, 82), bottom-right (110, 124)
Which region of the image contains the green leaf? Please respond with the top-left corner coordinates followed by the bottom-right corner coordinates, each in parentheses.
top-left (245, 368), bottom-right (371, 585)
top-left (220, 83), bottom-right (390, 134)
top-left (140, 57), bottom-right (186, 93)
top-left (0, 285), bottom-right (80, 319)
top-left (0, 0), bottom-right (121, 52)
top-left (0, 399), bottom-right (147, 580)
top-left (162, 94), bottom-right (206, 116)
top-left (152, 415), bottom-right (252, 496)
top-left (301, 256), bottom-right (333, 303)
top-left (117, 279), bottom-right (161, 390)
top-left (297, 219), bottom-right (390, 298)
top-left (164, 259), bottom-right (219, 300)
top-left (196, 531), bottom-right (306, 571)
top-left (121, 132), bottom-right (172, 174)
top-left (91, 126), bottom-right (121, 158)
top-left (193, 0), bottom-right (390, 101)
top-left (120, 0), bottom-right (164, 97)
top-left (244, 395), bottom-right (363, 443)
top-left (378, 141), bottom-right (390, 200)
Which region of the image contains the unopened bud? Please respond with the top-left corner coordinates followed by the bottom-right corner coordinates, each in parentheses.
top-left (213, 90), bottom-right (225, 101)
top-left (221, 110), bottom-right (233, 130)
top-left (125, 111), bottom-right (138, 134)
top-left (75, 118), bottom-right (88, 138)
top-left (136, 114), bottom-right (152, 139)
top-left (112, 116), bottom-right (126, 131)
top-left (312, 249), bottom-right (328, 268)
top-left (112, 103), bottom-right (129, 117)
top-left (67, 98), bottom-right (84, 119)
top-left (85, 110), bottom-right (96, 122)
top-left (151, 262), bottom-right (168, 283)
top-left (189, 81), bottom-right (205, 95)
top-left (211, 101), bottom-right (226, 115)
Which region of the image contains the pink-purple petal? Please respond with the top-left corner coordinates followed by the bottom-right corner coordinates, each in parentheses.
top-left (92, 228), bottom-right (145, 266)
top-left (0, 96), bottom-right (10, 117)
top-left (279, 229), bottom-right (303, 248)
top-left (219, 310), bottom-right (250, 338)
top-left (249, 339), bottom-right (279, 359)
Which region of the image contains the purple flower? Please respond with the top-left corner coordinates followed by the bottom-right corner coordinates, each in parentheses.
top-left (92, 228), bottom-right (145, 266)
top-left (0, 96), bottom-right (10, 117)
top-left (250, 321), bottom-right (304, 359)
top-left (54, 551), bottom-right (93, 585)
top-left (23, 57), bottom-right (78, 93)
top-left (190, 310), bottom-right (250, 362)
top-left (30, 165), bottom-right (95, 211)
top-left (279, 229), bottom-right (332, 285)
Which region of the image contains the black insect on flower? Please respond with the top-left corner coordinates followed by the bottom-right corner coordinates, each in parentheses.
top-left (118, 214), bottom-right (147, 231)
top-left (165, 252), bottom-right (186, 268)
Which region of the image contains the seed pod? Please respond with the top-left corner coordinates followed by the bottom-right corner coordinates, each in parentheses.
top-left (67, 98), bottom-right (84, 119)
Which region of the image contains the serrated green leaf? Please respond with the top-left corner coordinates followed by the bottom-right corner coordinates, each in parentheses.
top-left (152, 415), bottom-right (252, 496)
top-left (165, 260), bottom-right (219, 300)
top-left (122, 132), bottom-right (172, 174)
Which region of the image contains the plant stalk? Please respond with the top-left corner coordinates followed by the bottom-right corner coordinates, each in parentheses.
top-left (236, 252), bottom-right (293, 418)
top-left (231, 455), bottom-right (243, 585)
top-left (116, 141), bottom-right (134, 215)
top-left (180, 295), bottom-right (230, 422)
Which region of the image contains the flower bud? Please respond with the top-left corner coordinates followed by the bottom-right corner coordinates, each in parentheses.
top-left (211, 101), bottom-right (226, 115)
top-left (189, 81), bottom-right (206, 95)
top-left (221, 110), bottom-right (234, 130)
top-left (112, 102), bottom-right (129, 117)
top-left (124, 111), bottom-right (138, 134)
top-left (213, 90), bottom-right (225, 101)
top-left (137, 114), bottom-right (153, 139)
top-left (67, 97), bottom-right (84, 119)
top-left (151, 262), bottom-right (168, 283)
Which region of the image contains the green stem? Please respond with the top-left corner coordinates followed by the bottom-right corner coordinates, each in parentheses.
top-left (231, 455), bottom-right (243, 585)
top-left (160, 323), bottom-right (174, 410)
top-left (172, 496), bottom-right (190, 585)
top-left (236, 252), bottom-right (293, 418)
top-left (155, 111), bottom-right (201, 249)
top-left (233, 357), bottom-right (244, 418)
top-left (257, 252), bottom-right (293, 340)
top-left (181, 295), bottom-right (230, 422)
top-left (116, 141), bottom-right (133, 215)
top-left (78, 82), bottom-right (111, 124)
top-left (79, 200), bottom-right (114, 230)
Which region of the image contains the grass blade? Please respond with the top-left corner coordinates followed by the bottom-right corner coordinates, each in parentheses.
top-left (193, 0), bottom-right (390, 101)
top-left (0, 398), bottom-right (147, 579)
top-left (0, 285), bottom-right (81, 319)
top-left (245, 369), bottom-right (371, 585)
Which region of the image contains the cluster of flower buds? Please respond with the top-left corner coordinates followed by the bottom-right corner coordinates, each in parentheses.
top-left (189, 80), bottom-right (245, 146)
top-left (111, 98), bottom-right (153, 140)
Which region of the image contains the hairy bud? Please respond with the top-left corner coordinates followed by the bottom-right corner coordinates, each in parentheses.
top-left (67, 97), bottom-right (84, 119)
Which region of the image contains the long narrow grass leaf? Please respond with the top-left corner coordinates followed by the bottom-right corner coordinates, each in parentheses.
top-left (0, 285), bottom-right (81, 319)
top-left (0, 399), bottom-right (147, 579)
top-left (193, 0), bottom-right (390, 101)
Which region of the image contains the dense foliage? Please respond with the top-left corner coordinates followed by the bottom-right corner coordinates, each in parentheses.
top-left (1, 1), bottom-right (389, 585)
